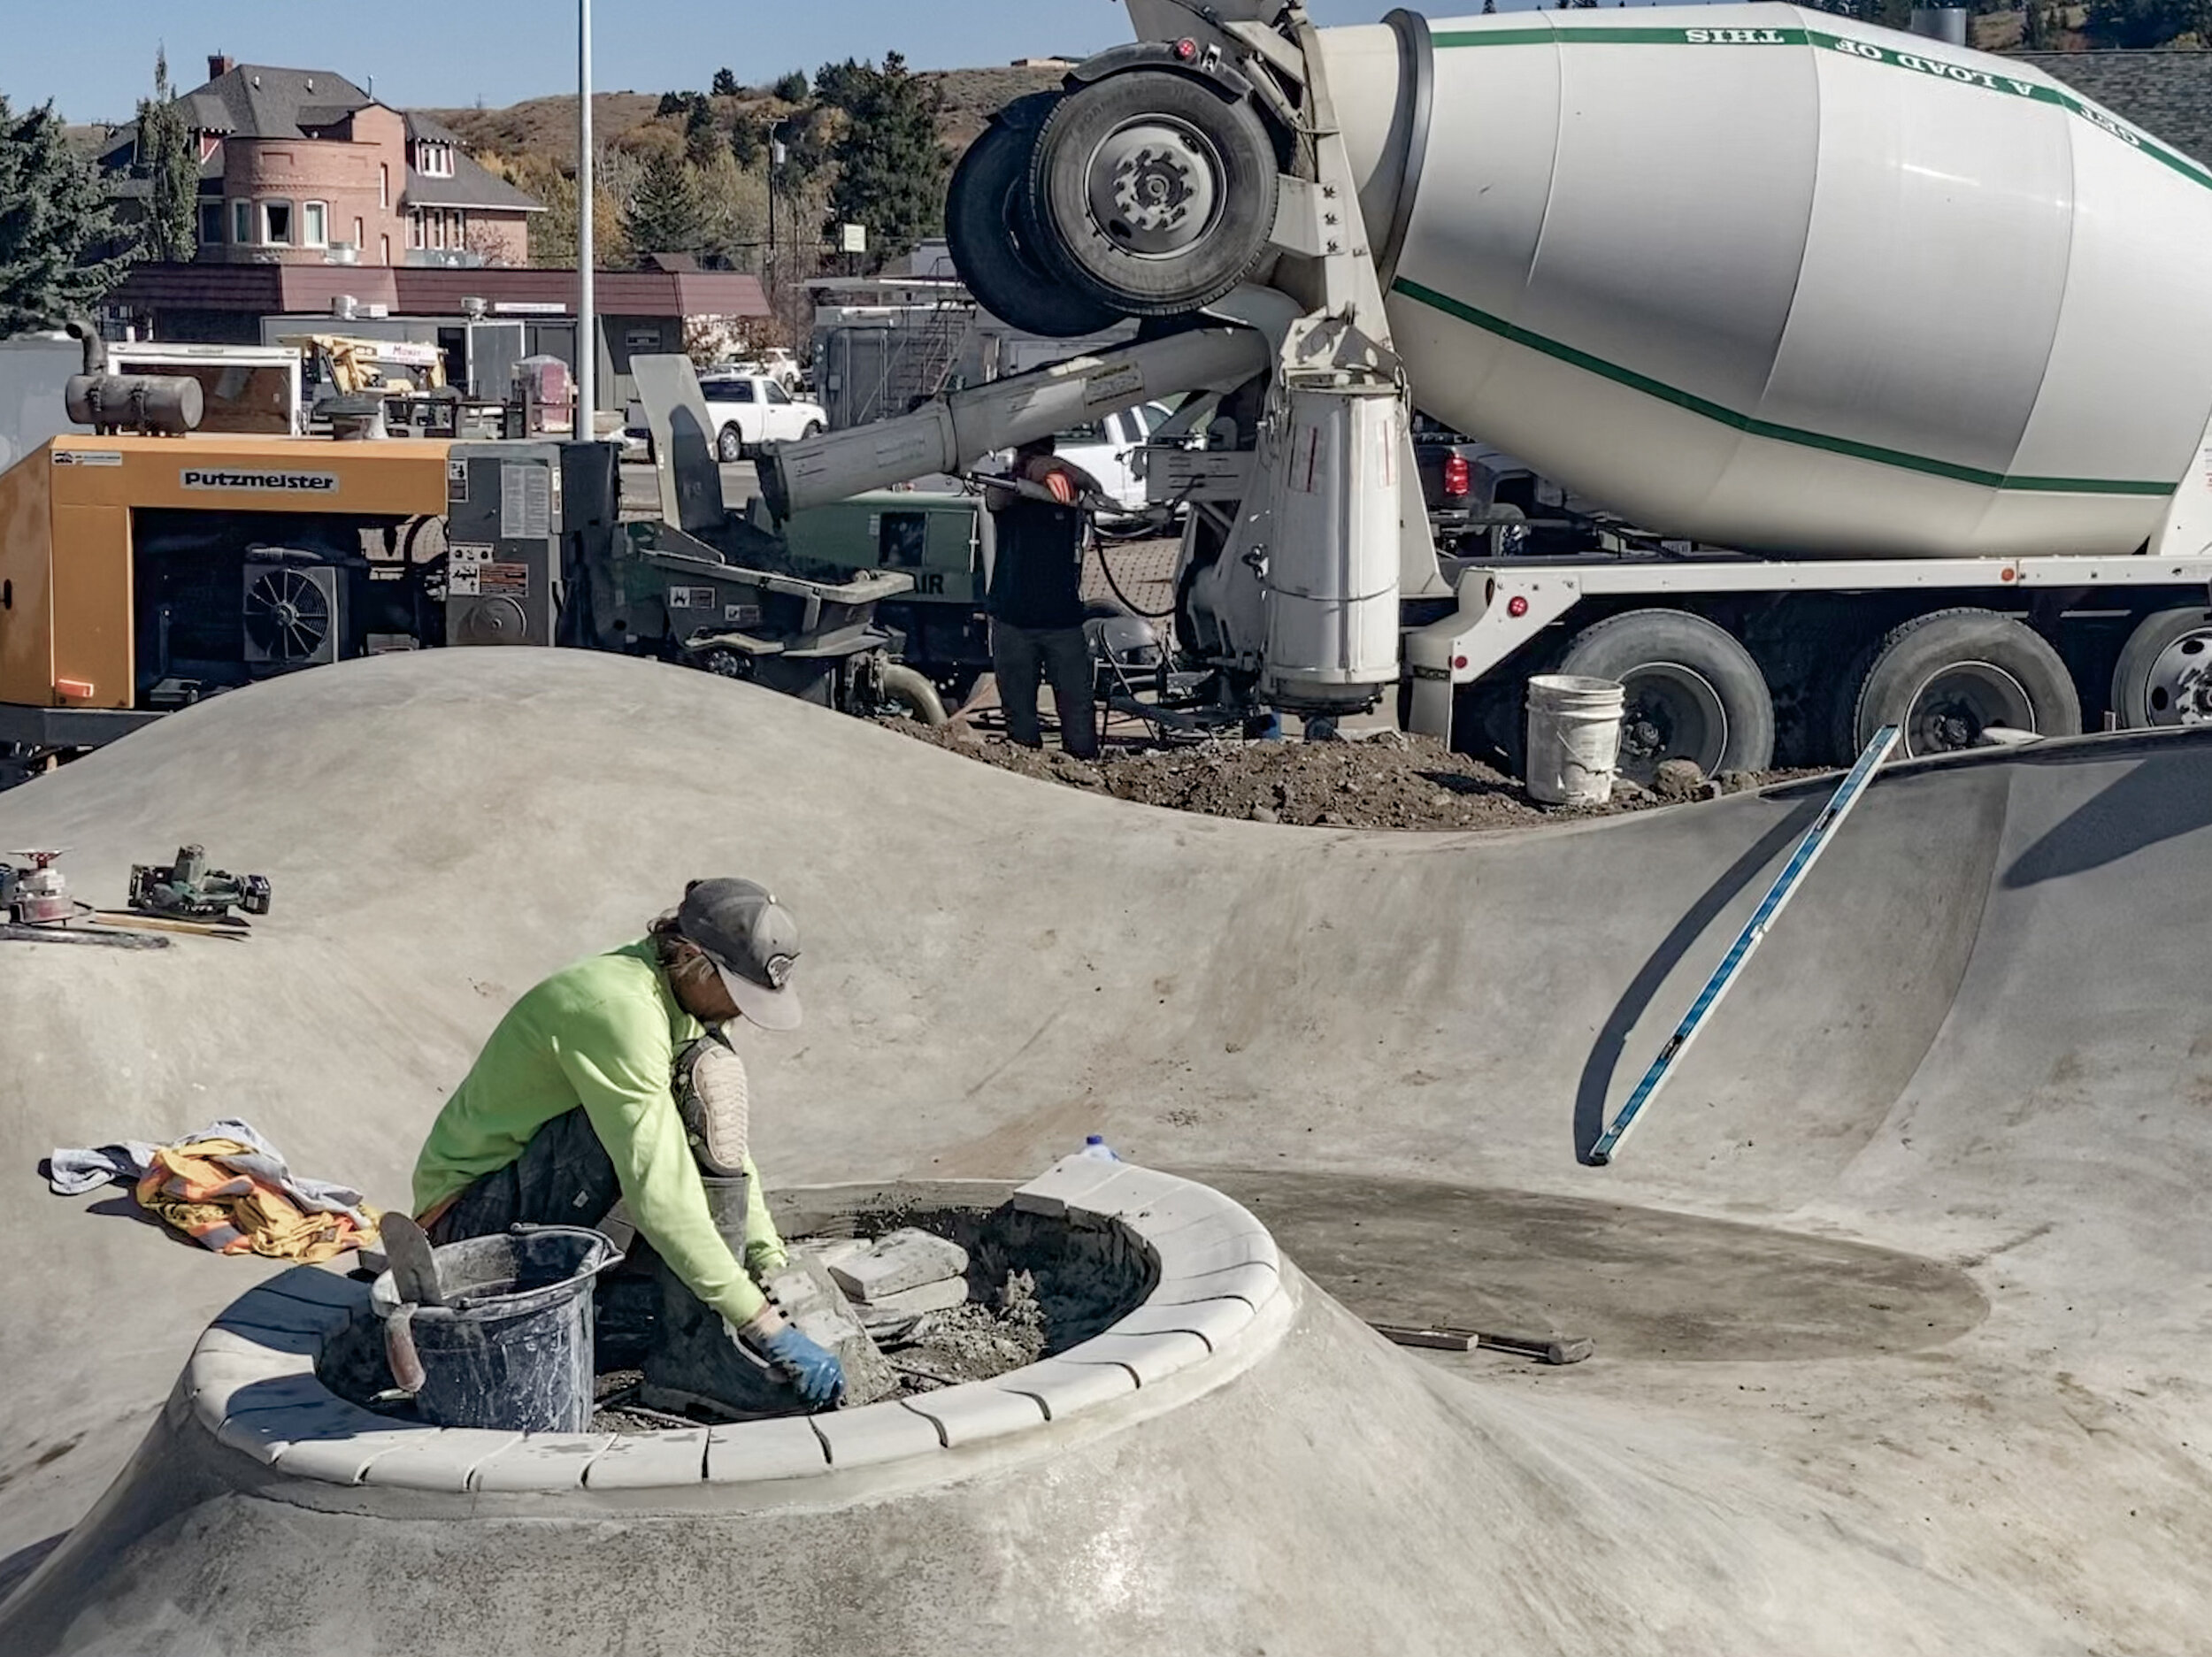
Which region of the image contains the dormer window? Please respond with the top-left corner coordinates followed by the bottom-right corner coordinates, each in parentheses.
top-left (417, 141), bottom-right (454, 178)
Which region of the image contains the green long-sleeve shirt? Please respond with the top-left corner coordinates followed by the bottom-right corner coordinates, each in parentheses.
top-left (411, 940), bottom-right (785, 1328)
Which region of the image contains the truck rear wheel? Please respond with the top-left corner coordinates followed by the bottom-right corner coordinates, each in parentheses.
top-left (2110, 607), bottom-right (2212, 728)
top-left (1556, 609), bottom-right (1775, 783)
top-left (1026, 70), bottom-right (1279, 317)
top-left (1849, 607), bottom-right (2079, 756)
top-left (945, 99), bottom-right (1122, 339)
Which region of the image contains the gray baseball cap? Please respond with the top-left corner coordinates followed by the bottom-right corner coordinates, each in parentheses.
top-left (677, 878), bottom-right (802, 1031)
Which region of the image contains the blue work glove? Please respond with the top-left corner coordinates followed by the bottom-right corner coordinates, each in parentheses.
top-left (754, 1321), bottom-right (846, 1408)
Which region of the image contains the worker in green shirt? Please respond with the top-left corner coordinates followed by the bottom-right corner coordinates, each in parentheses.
top-left (411, 878), bottom-right (843, 1407)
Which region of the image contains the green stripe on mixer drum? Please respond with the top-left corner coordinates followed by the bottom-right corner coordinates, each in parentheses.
top-left (1389, 277), bottom-right (2178, 497)
top-left (1429, 26), bottom-right (2212, 196)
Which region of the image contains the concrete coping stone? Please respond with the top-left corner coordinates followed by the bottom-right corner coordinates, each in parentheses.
top-left (184, 1163), bottom-right (1283, 1492)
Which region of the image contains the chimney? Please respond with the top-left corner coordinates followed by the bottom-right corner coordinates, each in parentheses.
top-left (208, 54), bottom-right (234, 81)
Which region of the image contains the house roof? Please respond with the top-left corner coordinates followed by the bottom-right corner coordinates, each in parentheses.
top-left (180, 64), bottom-right (376, 142)
top-left (108, 263), bottom-right (770, 320)
top-left (403, 111), bottom-right (465, 146)
top-left (2016, 50), bottom-right (2212, 167)
top-left (406, 160), bottom-right (543, 214)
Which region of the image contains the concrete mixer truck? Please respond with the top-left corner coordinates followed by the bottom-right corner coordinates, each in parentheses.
top-left (757, 2), bottom-right (2212, 776)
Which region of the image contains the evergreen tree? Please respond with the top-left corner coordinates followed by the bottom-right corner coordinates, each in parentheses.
top-left (711, 68), bottom-right (740, 97)
top-left (812, 58), bottom-right (873, 113)
top-left (135, 48), bottom-right (197, 264)
top-left (2022, 0), bottom-right (2048, 46)
top-left (684, 96), bottom-right (722, 166)
top-left (624, 151), bottom-right (708, 258)
top-left (656, 91), bottom-right (688, 118)
top-left (2084, 0), bottom-right (2208, 46)
top-left (1482, 0), bottom-right (1496, 11)
top-left (822, 54), bottom-right (948, 263)
top-left (773, 71), bottom-right (811, 105)
top-left (730, 117), bottom-right (764, 170)
top-left (0, 95), bottom-right (132, 334)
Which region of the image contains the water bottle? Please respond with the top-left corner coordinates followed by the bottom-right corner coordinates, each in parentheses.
top-left (1079, 1134), bottom-right (1120, 1162)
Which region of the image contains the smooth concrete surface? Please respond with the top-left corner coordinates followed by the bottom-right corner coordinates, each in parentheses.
top-left (1, 649), bottom-right (2208, 1652)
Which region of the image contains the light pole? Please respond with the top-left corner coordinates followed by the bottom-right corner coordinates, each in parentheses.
top-left (575, 0), bottom-right (596, 434)
top-left (768, 128), bottom-right (788, 346)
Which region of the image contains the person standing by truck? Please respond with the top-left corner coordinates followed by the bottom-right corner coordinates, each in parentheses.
top-left (983, 436), bottom-right (1102, 759)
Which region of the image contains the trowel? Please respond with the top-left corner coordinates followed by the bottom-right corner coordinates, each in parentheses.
top-left (378, 1213), bottom-right (444, 1393)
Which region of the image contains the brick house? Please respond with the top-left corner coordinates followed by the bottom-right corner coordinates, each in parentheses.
top-left (100, 56), bottom-right (539, 268)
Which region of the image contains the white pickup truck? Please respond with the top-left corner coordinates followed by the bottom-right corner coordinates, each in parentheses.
top-left (627, 371), bottom-right (826, 463)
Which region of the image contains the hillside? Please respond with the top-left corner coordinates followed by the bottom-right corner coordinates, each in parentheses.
top-left (419, 65), bottom-right (1063, 172)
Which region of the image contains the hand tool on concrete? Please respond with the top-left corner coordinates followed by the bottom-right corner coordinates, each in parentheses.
top-left (87, 911), bottom-right (249, 940)
top-left (2, 849), bottom-right (78, 925)
top-left (0, 923), bottom-right (169, 950)
top-left (1587, 724), bottom-right (1901, 1166)
top-left (127, 845), bottom-right (272, 922)
top-left (377, 1214), bottom-right (443, 1395)
top-left (1372, 1324), bottom-right (1595, 1365)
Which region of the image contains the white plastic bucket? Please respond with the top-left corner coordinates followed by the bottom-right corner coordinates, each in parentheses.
top-left (1525, 674), bottom-right (1625, 806)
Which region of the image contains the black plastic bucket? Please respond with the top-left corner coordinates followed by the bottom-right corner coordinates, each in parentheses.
top-left (373, 1225), bottom-right (622, 1433)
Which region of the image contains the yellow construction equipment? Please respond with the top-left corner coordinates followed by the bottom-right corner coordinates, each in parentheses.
top-left (0, 430), bottom-right (450, 761)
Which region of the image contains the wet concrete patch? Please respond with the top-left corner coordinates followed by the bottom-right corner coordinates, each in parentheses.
top-left (1185, 1170), bottom-right (1987, 1362)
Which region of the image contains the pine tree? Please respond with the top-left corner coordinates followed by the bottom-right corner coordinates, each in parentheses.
top-left (1482, 0), bottom-right (1496, 12)
top-left (822, 54), bottom-right (948, 264)
top-left (684, 96), bottom-right (722, 166)
top-left (135, 49), bottom-right (197, 264)
top-left (624, 151), bottom-right (708, 258)
top-left (773, 71), bottom-right (810, 105)
top-left (711, 68), bottom-right (740, 97)
top-left (0, 95), bottom-right (132, 334)
top-left (730, 117), bottom-right (764, 170)
top-left (2022, 0), bottom-right (2048, 46)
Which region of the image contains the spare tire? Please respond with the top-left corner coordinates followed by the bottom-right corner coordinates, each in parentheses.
top-left (1026, 69), bottom-right (1279, 318)
top-left (1849, 607), bottom-right (2080, 756)
top-left (1556, 609), bottom-right (1776, 783)
top-left (946, 102), bottom-right (1122, 340)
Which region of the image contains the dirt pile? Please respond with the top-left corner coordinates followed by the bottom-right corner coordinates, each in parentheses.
top-left (889, 722), bottom-right (1687, 832)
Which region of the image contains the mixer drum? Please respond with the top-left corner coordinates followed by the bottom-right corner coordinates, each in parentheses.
top-left (1325, 4), bottom-right (2212, 556)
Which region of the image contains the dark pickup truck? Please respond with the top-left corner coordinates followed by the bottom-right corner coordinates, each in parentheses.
top-left (1412, 417), bottom-right (1502, 554)
top-left (1413, 417), bottom-right (1602, 556)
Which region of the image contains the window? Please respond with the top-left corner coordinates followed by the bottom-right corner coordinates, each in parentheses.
top-left (262, 201), bottom-right (293, 245)
top-left (231, 200), bottom-right (252, 244)
top-left (764, 380), bottom-right (791, 404)
top-left (199, 202), bottom-right (224, 245)
top-left (430, 211), bottom-right (446, 250)
top-left (302, 202), bottom-right (327, 247)
top-left (379, 234), bottom-right (390, 265)
top-left (353, 217), bottom-right (365, 250)
top-left (417, 142), bottom-right (454, 178)
top-left (407, 209), bottom-right (423, 250)
top-left (379, 164), bottom-right (389, 209)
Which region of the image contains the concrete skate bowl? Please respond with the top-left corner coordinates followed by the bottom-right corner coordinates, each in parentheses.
top-left (1, 648), bottom-right (2209, 1652)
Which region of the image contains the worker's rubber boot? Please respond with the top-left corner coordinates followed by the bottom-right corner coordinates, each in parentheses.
top-left (639, 1258), bottom-right (897, 1418)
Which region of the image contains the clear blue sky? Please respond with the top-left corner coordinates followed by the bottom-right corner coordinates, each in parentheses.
top-left (7, 0), bottom-right (1563, 126)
